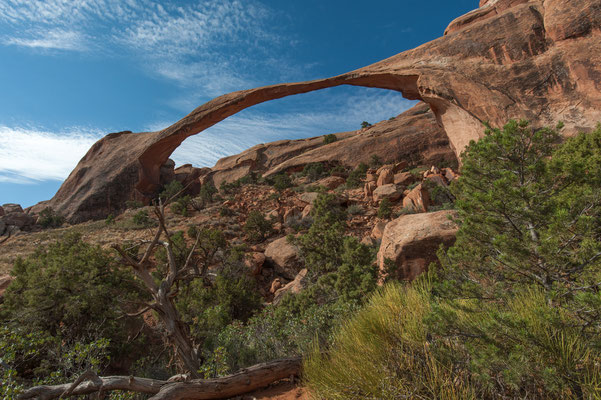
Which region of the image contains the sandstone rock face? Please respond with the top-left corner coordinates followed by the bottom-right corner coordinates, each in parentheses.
top-left (3, 204), bottom-right (23, 214)
top-left (373, 184), bottom-right (401, 203)
top-left (33, 0), bottom-right (601, 222)
top-left (378, 210), bottom-right (458, 280)
top-left (394, 172), bottom-right (415, 187)
top-left (364, 181), bottom-right (376, 200)
top-left (0, 206), bottom-right (4, 217)
top-left (316, 176), bottom-right (346, 190)
top-left (245, 252), bottom-right (265, 276)
top-left (403, 184), bottom-right (431, 213)
top-left (264, 237), bottom-right (302, 280)
top-left (377, 168), bottom-right (394, 187)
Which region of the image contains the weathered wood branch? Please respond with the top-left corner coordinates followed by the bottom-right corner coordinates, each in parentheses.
top-left (18, 357), bottom-right (302, 400)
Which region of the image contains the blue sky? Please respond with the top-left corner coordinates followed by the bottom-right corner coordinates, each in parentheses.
top-left (0, 0), bottom-right (476, 207)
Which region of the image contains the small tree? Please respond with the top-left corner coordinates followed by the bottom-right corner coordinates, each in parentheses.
top-left (323, 134), bottom-right (337, 144)
top-left (361, 121), bottom-right (372, 129)
top-left (244, 211), bottom-right (273, 243)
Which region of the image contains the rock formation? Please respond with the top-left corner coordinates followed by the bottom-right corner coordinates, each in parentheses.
top-left (377, 210), bottom-right (459, 280)
top-left (32, 0), bottom-right (601, 222)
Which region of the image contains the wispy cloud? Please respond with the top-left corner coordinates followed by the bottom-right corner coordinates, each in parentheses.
top-left (171, 89), bottom-right (416, 167)
top-left (0, 0), bottom-right (291, 95)
top-left (4, 29), bottom-right (87, 51)
top-left (0, 126), bottom-right (103, 182)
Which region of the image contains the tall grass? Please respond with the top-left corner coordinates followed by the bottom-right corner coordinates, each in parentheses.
top-left (303, 281), bottom-right (475, 399)
top-left (304, 282), bottom-right (601, 399)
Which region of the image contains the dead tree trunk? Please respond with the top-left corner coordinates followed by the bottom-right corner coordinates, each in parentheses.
top-left (18, 357), bottom-right (302, 400)
top-left (112, 200), bottom-right (202, 377)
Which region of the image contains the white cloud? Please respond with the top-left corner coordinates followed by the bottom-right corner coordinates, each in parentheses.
top-left (0, 126), bottom-right (103, 182)
top-left (4, 29), bottom-right (87, 51)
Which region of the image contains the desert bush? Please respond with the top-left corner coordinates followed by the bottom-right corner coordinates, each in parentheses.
top-left (377, 197), bottom-right (393, 219)
top-left (361, 121), bottom-right (371, 129)
top-left (270, 173), bottom-right (293, 191)
top-left (159, 180), bottom-right (184, 201)
top-left (131, 209), bottom-right (154, 228)
top-left (323, 134), bottom-right (337, 145)
top-left (369, 154), bottom-right (382, 168)
top-left (125, 200), bottom-right (144, 209)
top-left (243, 210), bottom-right (273, 243)
top-left (170, 194), bottom-right (191, 216)
top-left (0, 234), bottom-right (148, 384)
top-left (38, 207), bottom-right (65, 229)
top-left (302, 162), bottom-right (327, 182)
top-left (345, 162), bottom-right (368, 188)
top-left (346, 204), bottom-right (363, 215)
top-left (199, 182), bottom-right (217, 204)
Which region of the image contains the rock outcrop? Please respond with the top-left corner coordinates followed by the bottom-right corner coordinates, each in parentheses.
top-left (264, 237), bottom-right (302, 280)
top-left (32, 0), bottom-right (601, 222)
top-left (377, 210), bottom-right (459, 280)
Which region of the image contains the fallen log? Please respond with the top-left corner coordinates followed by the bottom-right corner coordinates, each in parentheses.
top-left (18, 357), bottom-right (302, 400)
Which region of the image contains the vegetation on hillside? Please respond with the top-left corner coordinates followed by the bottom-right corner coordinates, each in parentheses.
top-left (305, 121), bottom-right (601, 399)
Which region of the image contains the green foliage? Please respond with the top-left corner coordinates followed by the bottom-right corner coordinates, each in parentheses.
top-left (301, 162), bottom-right (327, 182)
top-left (219, 206), bottom-right (235, 217)
top-left (369, 154), bottom-right (382, 168)
top-left (132, 209), bottom-right (154, 228)
top-left (0, 234), bottom-right (147, 384)
top-left (105, 214), bottom-right (115, 225)
top-left (270, 173), bottom-right (293, 191)
top-left (345, 162), bottom-right (368, 188)
top-left (38, 207), bottom-right (65, 229)
top-left (243, 210), bottom-right (273, 243)
top-left (125, 200), bottom-right (144, 209)
top-left (361, 121), bottom-right (371, 129)
top-left (323, 134), bottom-right (338, 145)
top-left (377, 197), bottom-right (393, 219)
top-left (306, 122), bottom-right (601, 399)
top-left (199, 182), bottom-right (217, 204)
top-left (170, 195), bottom-right (191, 216)
top-left (346, 204), bottom-right (363, 215)
top-left (159, 180), bottom-right (184, 201)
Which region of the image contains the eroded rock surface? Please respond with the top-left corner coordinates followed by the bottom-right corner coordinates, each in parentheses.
top-left (33, 0), bottom-right (601, 222)
top-left (377, 210), bottom-right (459, 280)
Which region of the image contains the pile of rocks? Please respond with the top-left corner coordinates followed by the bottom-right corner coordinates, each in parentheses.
top-left (0, 203), bottom-right (35, 239)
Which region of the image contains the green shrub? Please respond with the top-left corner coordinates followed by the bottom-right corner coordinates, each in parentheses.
top-left (243, 211), bottom-right (273, 243)
top-left (302, 162), bottom-right (327, 182)
top-left (369, 154), bottom-right (382, 168)
top-left (0, 234), bottom-right (147, 384)
top-left (105, 214), bottom-right (115, 225)
top-left (38, 207), bottom-right (65, 229)
top-left (345, 162), bottom-right (368, 188)
top-left (377, 198), bottom-right (393, 219)
top-left (132, 209), bottom-right (153, 227)
top-left (170, 195), bottom-right (191, 216)
top-left (323, 134), bottom-right (337, 145)
top-left (361, 121), bottom-right (371, 129)
top-left (346, 204), bottom-right (363, 215)
top-left (125, 200), bottom-right (144, 209)
top-left (271, 173), bottom-right (293, 191)
top-left (159, 180), bottom-right (184, 201)
top-left (200, 182), bottom-right (217, 204)
top-left (219, 206), bottom-right (235, 217)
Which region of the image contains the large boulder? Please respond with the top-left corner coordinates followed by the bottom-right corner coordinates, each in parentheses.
top-left (316, 176), bottom-right (346, 190)
top-left (30, 0), bottom-right (601, 223)
top-left (264, 237), bottom-right (302, 280)
top-left (373, 184), bottom-right (402, 203)
top-left (402, 184), bottom-right (431, 213)
top-left (2, 212), bottom-right (35, 230)
top-left (2, 204), bottom-right (23, 214)
top-left (377, 210), bottom-right (459, 281)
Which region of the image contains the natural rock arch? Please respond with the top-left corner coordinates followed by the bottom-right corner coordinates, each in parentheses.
top-left (33, 0), bottom-right (601, 222)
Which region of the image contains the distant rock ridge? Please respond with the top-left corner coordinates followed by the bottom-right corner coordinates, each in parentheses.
top-left (30, 0), bottom-right (601, 222)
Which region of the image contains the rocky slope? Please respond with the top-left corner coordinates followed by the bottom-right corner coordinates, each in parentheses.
top-left (28, 0), bottom-right (601, 223)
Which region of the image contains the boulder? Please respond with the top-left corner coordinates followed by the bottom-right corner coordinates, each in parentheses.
top-left (443, 168), bottom-right (459, 182)
top-left (0, 206), bottom-right (4, 217)
top-left (301, 204), bottom-right (313, 219)
top-left (299, 192), bottom-right (319, 205)
top-left (2, 212), bottom-right (35, 229)
top-left (364, 181), bottom-right (376, 200)
top-left (269, 278), bottom-right (283, 294)
top-left (273, 269), bottom-right (308, 305)
top-left (425, 173), bottom-right (448, 187)
top-left (0, 219), bottom-right (5, 236)
top-left (377, 168), bottom-right (394, 187)
top-left (2, 204), bottom-right (23, 214)
top-left (402, 184), bottom-right (430, 213)
top-left (393, 172), bottom-right (415, 187)
top-left (264, 237), bottom-right (302, 280)
top-left (316, 176), bottom-right (346, 190)
top-left (283, 208), bottom-right (302, 224)
top-left (377, 210), bottom-right (458, 281)
top-left (373, 184), bottom-right (401, 203)
top-left (393, 161), bottom-right (408, 173)
top-left (245, 252), bottom-right (266, 276)
top-left (371, 221), bottom-right (387, 240)
top-left (366, 173), bottom-right (378, 183)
